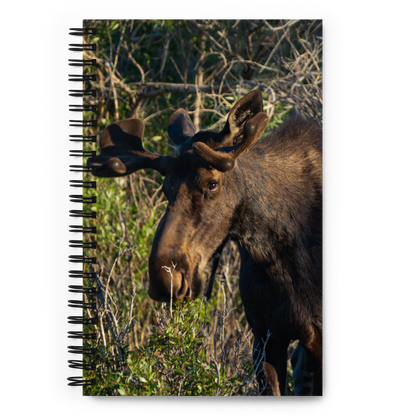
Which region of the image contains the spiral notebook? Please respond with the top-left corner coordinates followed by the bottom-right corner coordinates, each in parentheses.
top-left (68, 20), bottom-right (323, 396)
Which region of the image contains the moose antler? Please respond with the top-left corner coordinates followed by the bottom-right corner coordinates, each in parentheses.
top-left (87, 118), bottom-right (169, 177)
top-left (192, 112), bottom-right (269, 172)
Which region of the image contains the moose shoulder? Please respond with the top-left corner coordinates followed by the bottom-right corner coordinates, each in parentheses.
top-left (88, 90), bottom-right (322, 396)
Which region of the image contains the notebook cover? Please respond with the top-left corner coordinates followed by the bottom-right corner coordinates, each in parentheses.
top-left (71, 19), bottom-right (323, 396)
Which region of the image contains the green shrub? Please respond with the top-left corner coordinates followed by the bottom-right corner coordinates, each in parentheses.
top-left (84, 297), bottom-right (259, 396)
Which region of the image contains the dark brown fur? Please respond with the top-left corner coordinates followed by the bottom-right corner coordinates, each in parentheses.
top-left (88, 91), bottom-right (322, 395)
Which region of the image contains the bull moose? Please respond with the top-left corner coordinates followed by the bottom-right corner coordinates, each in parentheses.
top-left (88, 90), bottom-right (322, 395)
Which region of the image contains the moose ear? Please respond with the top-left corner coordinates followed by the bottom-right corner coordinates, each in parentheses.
top-left (168, 108), bottom-right (196, 153)
top-left (221, 90), bottom-right (264, 144)
top-left (193, 112), bottom-right (269, 172)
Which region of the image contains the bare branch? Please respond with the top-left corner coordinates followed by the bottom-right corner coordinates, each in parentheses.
top-left (86, 20), bottom-right (321, 127)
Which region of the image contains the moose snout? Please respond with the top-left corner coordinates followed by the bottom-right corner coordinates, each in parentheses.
top-left (147, 249), bottom-right (191, 302)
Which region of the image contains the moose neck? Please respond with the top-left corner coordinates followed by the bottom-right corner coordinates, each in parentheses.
top-left (228, 151), bottom-right (322, 287)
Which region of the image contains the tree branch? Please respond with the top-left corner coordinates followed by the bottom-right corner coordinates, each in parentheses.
top-left (127, 80), bottom-right (274, 99)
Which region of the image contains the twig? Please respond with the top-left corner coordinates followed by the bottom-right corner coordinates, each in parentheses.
top-left (262, 19), bottom-right (300, 33)
top-left (211, 356), bottom-right (221, 396)
top-left (143, 94), bottom-right (193, 123)
top-left (170, 56), bottom-right (186, 83)
top-left (99, 241), bottom-right (137, 368)
top-left (161, 262), bottom-right (177, 317)
top-left (106, 62), bottom-right (119, 121)
top-left (250, 330), bottom-right (272, 395)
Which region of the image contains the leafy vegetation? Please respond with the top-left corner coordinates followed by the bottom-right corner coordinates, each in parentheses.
top-left (87, 297), bottom-right (260, 396)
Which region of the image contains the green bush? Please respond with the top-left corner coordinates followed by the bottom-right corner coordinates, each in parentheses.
top-left (85, 297), bottom-right (259, 396)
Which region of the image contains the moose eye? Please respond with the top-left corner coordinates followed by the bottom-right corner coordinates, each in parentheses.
top-left (207, 182), bottom-right (218, 192)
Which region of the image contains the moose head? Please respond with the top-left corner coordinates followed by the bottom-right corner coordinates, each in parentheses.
top-left (88, 90), bottom-right (269, 303)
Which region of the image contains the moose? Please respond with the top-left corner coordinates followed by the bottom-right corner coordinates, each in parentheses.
top-left (88, 90), bottom-right (322, 395)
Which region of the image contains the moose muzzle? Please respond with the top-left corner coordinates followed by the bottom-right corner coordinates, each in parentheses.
top-left (147, 248), bottom-right (193, 302)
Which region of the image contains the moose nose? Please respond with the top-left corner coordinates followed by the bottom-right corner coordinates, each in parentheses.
top-left (147, 250), bottom-right (190, 303)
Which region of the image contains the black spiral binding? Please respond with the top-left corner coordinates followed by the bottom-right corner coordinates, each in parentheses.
top-left (68, 26), bottom-right (97, 388)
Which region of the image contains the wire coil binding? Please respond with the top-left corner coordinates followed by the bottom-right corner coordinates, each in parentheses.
top-left (69, 134), bottom-right (97, 142)
top-left (67, 376), bottom-right (97, 387)
top-left (69, 90), bottom-right (96, 98)
top-left (68, 360), bottom-right (97, 370)
top-left (69, 240), bottom-right (97, 249)
top-left (69, 119), bottom-right (97, 128)
top-left (68, 26), bottom-right (97, 387)
top-left (69, 104), bottom-right (97, 112)
top-left (69, 210), bottom-right (96, 219)
top-left (69, 28), bottom-right (97, 36)
top-left (69, 44), bottom-right (96, 52)
top-left (68, 331), bottom-right (97, 340)
top-left (68, 270), bottom-right (97, 279)
top-left (69, 195), bottom-right (96, 203)
top-left (68, 59), bottom-right (97, 67)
